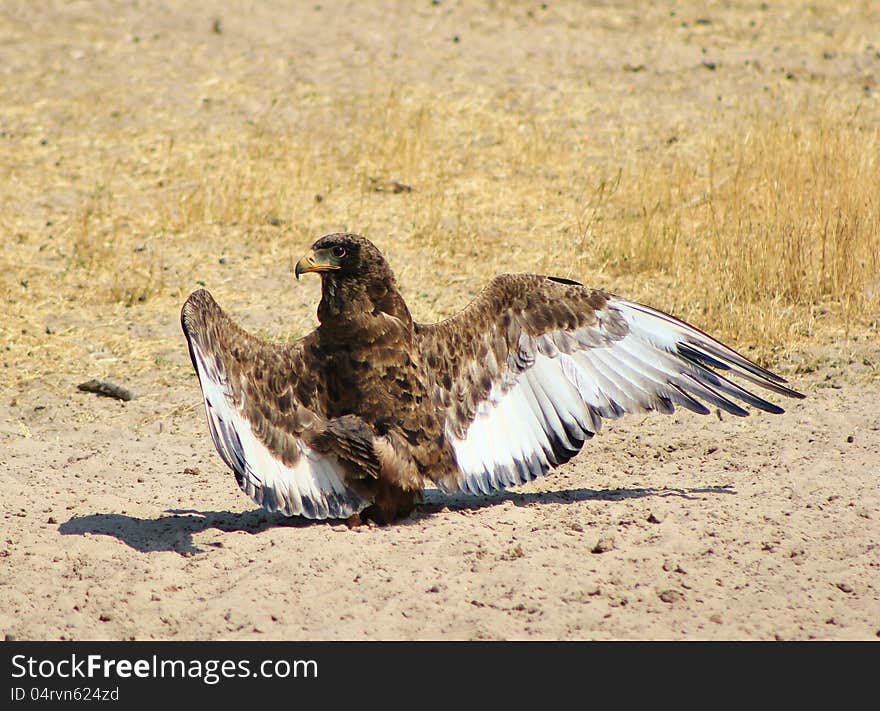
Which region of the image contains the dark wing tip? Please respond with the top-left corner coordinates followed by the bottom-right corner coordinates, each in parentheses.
top-left (546, 275), bottom-right (584, 287)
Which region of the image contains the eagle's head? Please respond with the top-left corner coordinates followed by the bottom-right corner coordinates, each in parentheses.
top-left (295, 233), bottom-right (392, 285)
top-left (296, 233), bottom-right (410, 333)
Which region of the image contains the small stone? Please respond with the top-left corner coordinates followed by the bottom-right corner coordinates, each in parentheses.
top-left (77, 380), bottom-right (133, 401)
top-left (646, 513), bottom-right (661, 524)
top-left (591, 538), bottom-right (614, 554)
top-left (658, 589), bottom-right (684, 604)
top-left (836, 582), bottom-right (853, 594)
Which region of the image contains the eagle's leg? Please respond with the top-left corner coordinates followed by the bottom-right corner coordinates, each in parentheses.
top-left (352, 430), bottom-right (427, 524)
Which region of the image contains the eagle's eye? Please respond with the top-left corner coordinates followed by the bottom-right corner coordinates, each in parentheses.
top-left (332, 245), bottom-right (347, 258)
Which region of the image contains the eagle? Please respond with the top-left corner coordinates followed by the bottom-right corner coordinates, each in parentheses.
top-left (181, 233), bottom-right (803, 524)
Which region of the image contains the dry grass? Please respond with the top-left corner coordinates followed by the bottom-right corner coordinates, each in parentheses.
top-left (585, 111), bottom-right (880, 349)
top-left (2, 3), bottom-right (879, 395)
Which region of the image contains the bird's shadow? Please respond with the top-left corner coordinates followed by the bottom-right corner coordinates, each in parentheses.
top-left (58, 486), bottom-right (735, 555)
top-left (58, 509), bottom-right (308, 556)
top-left (419, 484), bottom-right (734, 516)
top-left (59, 485), bottom-right (734, 554)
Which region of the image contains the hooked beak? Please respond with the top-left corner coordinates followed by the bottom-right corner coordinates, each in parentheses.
top-left (294, 248), bottom-right (342, 280)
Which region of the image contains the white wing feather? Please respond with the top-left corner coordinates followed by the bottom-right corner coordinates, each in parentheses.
top-left (189, 338), bottom-right (369, 519)
top-left (444, 297), bottom-right (801, 495)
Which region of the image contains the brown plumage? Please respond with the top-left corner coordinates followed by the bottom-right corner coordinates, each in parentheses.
top-left (181, 233), bottom-right (804, 523)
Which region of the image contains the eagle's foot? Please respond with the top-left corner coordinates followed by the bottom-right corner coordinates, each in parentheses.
top-left (345, 513), bottom-right (363, 528)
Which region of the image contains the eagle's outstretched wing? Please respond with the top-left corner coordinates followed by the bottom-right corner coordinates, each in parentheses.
top-left (415, 274), bottom-right (804, 496)
top-left (181, 289), bottom-right (372, 519)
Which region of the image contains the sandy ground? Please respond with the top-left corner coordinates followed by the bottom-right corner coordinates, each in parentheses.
top-left (2, 347), bottom-right (879, 640)
top-left (1, 1), bottom-right (879, 640)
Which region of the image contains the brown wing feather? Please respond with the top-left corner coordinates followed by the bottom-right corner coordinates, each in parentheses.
top-left (415, 274), bottom-right (612, 440)
top-left (181, 289), bottom-right (373, 519)
top-left (415, 274), bottom-right (803, 496)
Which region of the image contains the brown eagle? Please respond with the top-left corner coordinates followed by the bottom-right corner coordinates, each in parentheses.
top-left (181, 233), bottom-right (803, 524)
